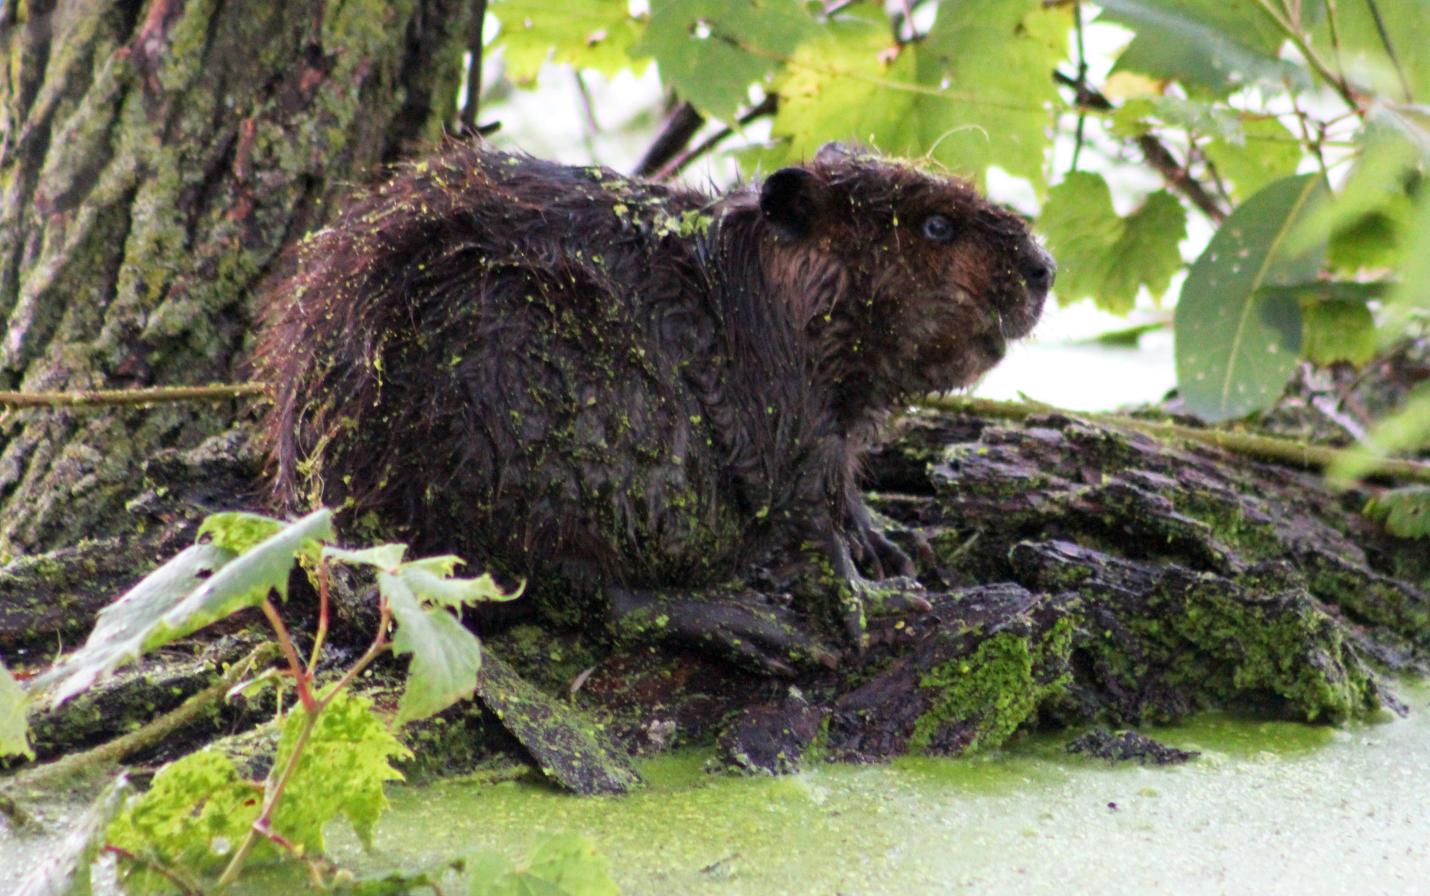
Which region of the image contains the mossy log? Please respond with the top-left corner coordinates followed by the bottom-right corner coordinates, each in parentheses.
top-left (3, 408), bottom-right (1427, 786)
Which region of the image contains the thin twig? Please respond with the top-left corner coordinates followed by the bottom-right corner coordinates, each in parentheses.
top-left (1250, 0), bottom-right (1363, 113)
top-left (1364, 0), bottom-right (1414, 102)
top-left (634, 101), bottom-right (706, 177)
top-left (1053, 71), bottom-right (1229, 221)
top-left (0, 382), bottom-right (266, 409)
top-left (915, 393), bottom-right (1430, 484)
top-left (653, 94), bottom-right (778, 182)
top-left (459, 0), bottom-right (488, 135)
top-left (4, 643), bottom-right (279, 794)
top-left (1069, 0), bottom-right (1088, 171)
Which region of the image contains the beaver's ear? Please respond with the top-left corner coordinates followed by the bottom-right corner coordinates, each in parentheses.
top-left (760, 167), bottom-right (826, 238)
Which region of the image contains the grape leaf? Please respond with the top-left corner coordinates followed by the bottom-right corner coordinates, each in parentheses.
top-left (766, 17), bottom-right (919, 163)
top-left (0, 661), bottom-right (30, 760)
top-left (492, 0), bottom-right (648, 83)
top-left (1175, 174), bottom-right (1328, 422)
top-left (197, 511), bottom-right (285, 555)
top-left (325, 543), bottom-right (409, 571)
top-left (767, 2), bottom-right (1067, 192)
top-left (20, 777), bottom-right (131, 896)
top-left (1204, 116), bottom-right (1303, 201)
top-left (634, 0), bottom-right (816, 120)
top-left (916, 0), bottom-right (1067, 189)
top-left (467, 834), bottom-right (620, 896)
top-left (32, 509), bottom-right (334, 707)
top-left (1386, 185), bottom-right (1430, 337)
top-left (1366, 487), bottom-right (1430, 539)
top-left (383, 572), bottom-right (486, 725)
top-left (273, 691), bottom-right (411, 851)
top-left (1038, 171), bottom-right (1186, 313)
top-left (1099, 0), bottom-right (1305, 94)
top-left (106, 751), bottom-right (264, 888)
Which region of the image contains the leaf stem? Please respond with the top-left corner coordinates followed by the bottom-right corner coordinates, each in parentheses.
top-left (1251, 0), bottom-right (1363, 113)
top-left (318, 592), bottom-right (391, 710)
top-left (216, 706), bottom-right (321, 888)
top-left (306, 558), bottom-right (331, 674)
top-left (261, 598), bottom-right (317, 713)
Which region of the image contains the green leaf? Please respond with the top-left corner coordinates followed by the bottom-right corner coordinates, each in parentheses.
top-left (467, 834), bottom-right (620, 896)
top-left (916, 0), bottom-right (1068, 190)
top-left (1175, 174), bottom-right (1328, 422)
top-left (1386, 187), bottom-right (1430, 337)
top-left (1308, 0), bottom-right (1430, 102)
top-left (21, 777), bottom-right (131, 896)
top-left (106, 751), bottom-right (264, 888)
top-left (766, 2), bottom-right (1067, 192)
top-left (492, 0), bottom-right (649, 83)
top-left (1038, 172), bottom-right (1186, 313)
top-left (1328, 382), bottom-right (1430, 485)
top-left (197, 511), bottom-right (285, 555)
top-left (1099, 0), bottom-right (1305, 94)
top-left (635, 0), bottom-right (816, 120)
top-left (383, 572), bottom-right (486, 725)
top-left (1, 661), bottom-right (31, 759)
top-left (1110, 95), bottom-right (1243, 141)
top-left (1365, 487), bottom-right (1430, 539)
top-left (273, 691), bottom-right (411, 851)
top-left (1204, 116), bottom-right (1303, 202)
top-left (32, 509), bottom-right (334, 706)
top-left (325, 543), bottom-right (409, 571)
top-left (1296, 292), bottom-right (1378, 366)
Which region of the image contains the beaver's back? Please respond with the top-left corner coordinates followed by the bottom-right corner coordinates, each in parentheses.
top-left (258, 145), bottom-right (757, 593)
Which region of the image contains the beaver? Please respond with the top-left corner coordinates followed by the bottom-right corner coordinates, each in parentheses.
top-left (257, 141), bottom-right (1052, 670)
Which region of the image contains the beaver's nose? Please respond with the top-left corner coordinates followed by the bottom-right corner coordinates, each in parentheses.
top-left (1021, 244), bottom-right (1055, 293)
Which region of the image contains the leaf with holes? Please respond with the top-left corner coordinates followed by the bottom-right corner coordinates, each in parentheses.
top-left (32, 509), bottom-right (333, 706)
top-left (1174, 175), bottom-right (1327, 422)
top-left (1366, 487), bottom-right (1430, 539)
top-left (492, 0), bottom-right (649, 83)
top-left (634, 0), bottom-right (816, 120)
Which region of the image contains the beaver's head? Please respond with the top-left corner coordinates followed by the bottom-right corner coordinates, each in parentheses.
top-left (757, 143), bottom-right (1052, 424)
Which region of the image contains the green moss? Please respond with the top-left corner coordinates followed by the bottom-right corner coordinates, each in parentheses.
top-left (911, 618), bottom-right (1073, 755)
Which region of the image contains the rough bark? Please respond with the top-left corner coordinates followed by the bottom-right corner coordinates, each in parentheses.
top-left (0, 0), bottom-right (473, 555)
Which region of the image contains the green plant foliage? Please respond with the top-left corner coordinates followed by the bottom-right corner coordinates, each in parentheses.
top-left (1203, 116), bottom-right (1303, 202)
top-left (1298, 295), bottom-right (1378, 367)
top-left (915, 0), bottom-right (1067, 190)
top-left (1099, 0), bottom-right (1304, 93)
top-left (491, 0), bottom-right (649, 83)
top-left (634, 0), bottom-right (816, 120)
top-left (1175, 174), bottom-right (1328, 422)
top-left (20, 777), bottom-right (132, 896)
top-left (0, 661), bottom-right (31, 759)
top-left (1365, 486), bottom-right (1430, 539)
top-left (466, 833), bottom-right (620, 896)
top-left (1309, 0), bottom-right (1429, 101)
top-left (382, 561), bottom-right (519, 725)
top-left (106, 751), bottom-right (263, 889)
top-left (272, 691), bottom-right (412, 851)
top-left (1329, 382), bottom-right (1430, 485)
top-left (765, 2), bottom-right (1066, 190)
top-left (196, 511), bottom-right (285, 554)
top-left (1039, 171), bottom-right (1186, 313)
top-left (31, 510), bottom-right (334, 706)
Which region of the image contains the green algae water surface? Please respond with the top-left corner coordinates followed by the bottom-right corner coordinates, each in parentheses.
top-left (324, 681), bottom-right (1430, 895)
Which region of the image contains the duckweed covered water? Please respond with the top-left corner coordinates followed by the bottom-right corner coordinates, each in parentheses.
top-left (325, 682), bottom-right (1430, 895)
top-left (4, 683), bottom-right (1427, 894)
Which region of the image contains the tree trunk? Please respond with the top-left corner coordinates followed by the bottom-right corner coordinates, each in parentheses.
top-left (0, 0), bottom-right (472, 555)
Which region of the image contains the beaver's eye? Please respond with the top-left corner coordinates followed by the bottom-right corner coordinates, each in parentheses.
top-left (921, 214), bottom-right (955, 243)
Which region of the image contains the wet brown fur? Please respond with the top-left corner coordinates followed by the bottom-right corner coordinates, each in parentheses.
top-left (255, 142), bottom-right (1049, 625)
